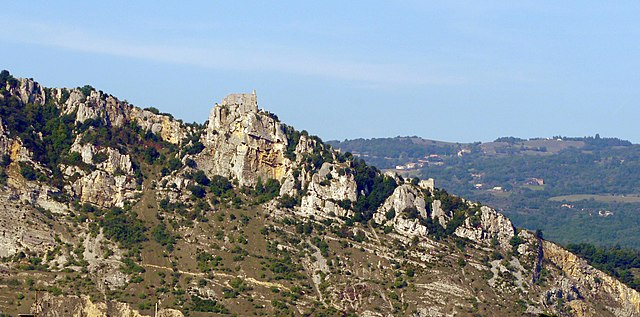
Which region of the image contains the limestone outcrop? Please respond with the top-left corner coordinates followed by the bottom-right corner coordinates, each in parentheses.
top-left (52, 86), bottom-right (188, 145)
top-left (129, 106), bottom-right (186, 144)
top-left (0, 194), bottom-right (56, 257)
top-left (0, 118), bottom-right (11, 157)
top-left (374, 184), bottom-right (427, 224)
top-left (71, 170), bottom-right (138, 208)
top-left (454, 205), bottom-right (516, 248)
top-left (371, 184), bottom-right (428, 238)
top-left (199, 92), bottom-right (291, 187)
top-left (10, 77), bottom-right (46, 105)
top-left (299, 162), bottom-right (357, 218)
top-left (66, 142), bottom-right (139, 207)
top-left (36, 294), bottom-right (184, 317)
top-left (543, 241), bottom-right (640, 317)
top-left (430, 199), bottom-right (450, 227)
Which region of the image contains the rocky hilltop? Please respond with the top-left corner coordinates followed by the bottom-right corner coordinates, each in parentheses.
top-left (0, 70), bottom-right (638, 317)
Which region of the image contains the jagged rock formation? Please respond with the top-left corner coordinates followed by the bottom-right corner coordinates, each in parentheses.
top-left (454, 205), bottom-right (516, 247)
top-left (57, 88), bottom-right (187, 144)
top-left (36, 294), bottom-right (183, 317)
top-left (373, 184), bottom-right (429, 236)
top-left (199, 92), bottom-right (291, 187)
top-left (299, 162), bottom-right (358, 218)
top-left (0, 72), bottom-right (639, 317)
top-left (543, 241), bottom-right (640, 317)
top-left (66, 142), bottom-right (139, 207)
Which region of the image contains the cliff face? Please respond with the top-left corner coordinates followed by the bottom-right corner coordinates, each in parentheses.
top-left (200, 92), bottom-right (291, 187)
top-left (543, 241), bottom-right (640, 317)
top-left (0, 73), bottom-right (639, 317)
top-left (66, 142), bottom-right (140, 208)
top-left (299, 162), bottom-right (358, 218)
top-left (55, 87), bottom-right (187, 145)
top-left (37, 294), bottom-right (184, 317)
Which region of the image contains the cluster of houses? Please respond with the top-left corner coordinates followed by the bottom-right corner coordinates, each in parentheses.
top-left (473, 178), bottom-right (545, 192)
top-left (560, 203), bottom-right (613, 217)
top-left (524, 178), bottom-right (545, 186)
top-left (473, 184), bottom-right (505, 191)
top-left (395, 154), bottom-right (444, 170)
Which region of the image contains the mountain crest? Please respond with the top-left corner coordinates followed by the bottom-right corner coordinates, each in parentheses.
top-left (1, 71), bottom-right (639, 317)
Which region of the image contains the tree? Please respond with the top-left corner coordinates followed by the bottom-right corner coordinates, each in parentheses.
top-left (193, 170), bottom-right (210, 186)
top-left (144, 147), bottom-right (160, 164)
top-left (167, 157), bottom-right (183, 171)
top-left (189, 185), bottom-right (206, 199)
top-left (79, 85), bottom-right (95, 97)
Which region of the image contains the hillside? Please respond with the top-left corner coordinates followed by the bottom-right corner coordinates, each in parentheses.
top-left (328, 136), bottom-right (640, 248)
top-left (0, 70), bottom-right (639, 316)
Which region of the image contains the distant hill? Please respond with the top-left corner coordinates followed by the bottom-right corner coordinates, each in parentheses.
top-left (328, 136), bottom-right (640, 248)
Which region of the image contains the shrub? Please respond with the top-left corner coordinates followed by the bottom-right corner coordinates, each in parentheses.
top-left (209, 175), bottom-right (233, 195)
top-left (193, 170), bottom-right (210, 186)
top-left (67, 152), bottom-right (83, 165)
top-left (121, 257), bottom-right (145, 274)
top-left (185, 141), bottom-right (205, 155)
top-left (19, 163), bottom-right (37, 181)
top-left (92, 152), bottom-right (109, 164)
top-left (385, 208), bottom-right (396, 220)
top-left (189, 185), bottom-right (207, 199)
top-left (152, 222), bottom-right (177, 251)
top-left (191, 295), bottom-right (229, 313)
top-left (167, 157), bottom-right (183, 171)
top-left (144, 107), bottom-right (160, 114)
top-left (99, 208), bottom-right (147, 248)
top-left (143, 147), bottom-right (160, 164)
top-left (254, 178), bottom-right (280, 203)
top-left (79, 85), bottom-right (95, 97)
top-left (278, 194), bottom-right (299, 209)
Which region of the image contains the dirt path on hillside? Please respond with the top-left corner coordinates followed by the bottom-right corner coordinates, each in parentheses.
top-left (142, 263), bottom-right (291, 291)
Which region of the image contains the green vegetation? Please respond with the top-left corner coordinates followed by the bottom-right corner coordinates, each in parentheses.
top-left (152, 222), bottom-right (177, 251)
top-left (193, 170), bottom-right (210, 186)
top-left (350, 158), bottom-right (398, 223)
top-left (188, 184), bottom-right (206, 198)
top-left (92, 151), bottom-right (109, 164)
top-left (252, 177), bottom-right (281, 204)
top-left (143, 147), bottom-right (160, 164)
top-left (549, 194), bottom-right (640, 203)
top-left (278, 194), bottom-right (299, 209)
top-left (494, 136), bottom-right (527, 143)
top-left (185, 141), bottom-right (205, 155)
top-left (99, 207), bottom-right (147, 249)
top-left (266, 255), bottom-right (305, 280)
top-left (165, 157), bottom-right (183, 174)
top-left (209, 175), bottom-right (233, 196)
top-left (327, 137), bottom-right (457, 168)
top-left (0, 72), bottom-right (76, 187)
top-left (0, 69), bottom-right (18, 87)
top-left (19, 162), bottom-right (43, 181)
top-left (195, 251), bottom-right (223, 272)
top-left (207, 175), bottom-right (239, 206)
top-left (330, 135), bottom-right (640, 248)
top-left (79, 85), bottom-right (95, 97)
top-left (283, 125), bottom-right (302, 160)
top-left (190, 295), bottom-right (229, 313)
top-left (121, 257), bottom-right (145, 274)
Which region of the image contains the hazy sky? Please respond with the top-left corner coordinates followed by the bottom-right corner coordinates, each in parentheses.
top-left (1, 1), bottom-right (638, 143)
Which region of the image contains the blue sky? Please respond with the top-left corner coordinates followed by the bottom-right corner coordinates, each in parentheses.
top-left (1, 1), bottom-right (639, 143)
